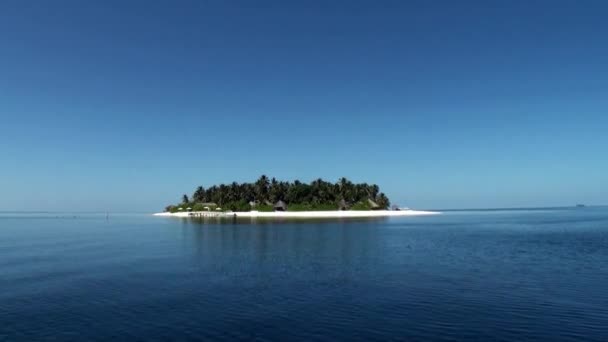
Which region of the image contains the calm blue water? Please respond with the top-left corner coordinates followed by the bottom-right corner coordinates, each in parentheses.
top-left (1, 208), bottom-right (608, 341)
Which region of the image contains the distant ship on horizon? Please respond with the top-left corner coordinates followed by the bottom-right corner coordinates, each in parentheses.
top-left (576, 204), bottom-right (586, 208)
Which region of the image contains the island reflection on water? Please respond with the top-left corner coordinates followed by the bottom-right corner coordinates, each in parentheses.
top-left (2, 209), bottom-right (607, 340)
top-left (177, 217), bottom-right (388, 276)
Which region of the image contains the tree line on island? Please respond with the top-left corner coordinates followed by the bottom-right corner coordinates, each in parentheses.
top-left (165, 175), bottom-right (391, 212)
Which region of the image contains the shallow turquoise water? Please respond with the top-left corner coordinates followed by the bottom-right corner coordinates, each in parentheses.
top-left (1, 208), bottom-right (607, 340)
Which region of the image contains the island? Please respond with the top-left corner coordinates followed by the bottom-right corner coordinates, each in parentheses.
top-left (155, 175), bottom-right (439, 218)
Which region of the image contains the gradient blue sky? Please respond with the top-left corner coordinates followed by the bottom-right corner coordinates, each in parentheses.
top-left (1, 0), bottom-right (607, 211)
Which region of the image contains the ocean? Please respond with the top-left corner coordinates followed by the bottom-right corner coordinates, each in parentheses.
top-left (1, 208), bottom-right (607, 341)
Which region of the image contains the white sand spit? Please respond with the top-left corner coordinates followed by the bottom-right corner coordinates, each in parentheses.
top-left (154, 210), bottom-right (439, 218)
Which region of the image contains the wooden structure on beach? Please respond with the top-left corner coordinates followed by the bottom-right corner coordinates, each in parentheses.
top-left (274, 200), bottom-right (287, 211)
top-left (187, 211), bottom-right (235, 218)
top-left (338, 199), bottom-right (349, 211)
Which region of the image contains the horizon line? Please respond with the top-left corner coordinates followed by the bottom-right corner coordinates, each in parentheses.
top-left (0, 204), bottom-right (605, 214)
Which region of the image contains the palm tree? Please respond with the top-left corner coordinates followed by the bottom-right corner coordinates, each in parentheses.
top-left (286, 180), bottom-right (301, 203)
top-left (228, 182), bottom-right (239, 202)
top-left (368, 184), bottom-right (380, 200)
top-left (277, 181), bottom-right (289, 201)
top-left (218, 184), bottom-right (228, 205)
top-left (269, 177), bottom-right (279, 202)
top-left (311, 178), bottom-right (323, 204)
top-left (255, 175), bottom-right (270, 202)
top-left (171, 176), bottom-right (392, 211)
top-left (193, 186), bottom-right (206, 202)
top-left (376, 192), bottom-right (390, 209)
top-left (207, 185), bottom-right (218, 203)
top-left (339, 177), bottom-right (348, 192)
top-left (337, 177), bottom-right (354, 202)
top-left (240, 183), bottom-right (254, 202)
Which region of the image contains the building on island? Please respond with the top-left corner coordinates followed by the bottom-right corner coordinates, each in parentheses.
top-left (274, 200), bottom-right (287, 211)
top-left (338, 199), bottom-right (349, 211)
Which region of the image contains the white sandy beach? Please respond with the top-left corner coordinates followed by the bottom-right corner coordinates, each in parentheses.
top-left (154, 210), bottom-right (439, 218)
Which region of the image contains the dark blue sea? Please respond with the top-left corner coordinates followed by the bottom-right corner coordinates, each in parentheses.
top-left (2, 208), bottom-right (608, 341)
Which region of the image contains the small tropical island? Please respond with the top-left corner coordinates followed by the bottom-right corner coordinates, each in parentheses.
top-left (155, 175), bottom-right (438, 218)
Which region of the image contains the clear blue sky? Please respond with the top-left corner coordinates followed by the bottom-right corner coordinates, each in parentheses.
top-left (1, 0), bottom-right (607, 211)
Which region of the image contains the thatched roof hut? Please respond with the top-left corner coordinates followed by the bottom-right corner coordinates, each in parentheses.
top-left (274, 200), bottom-right (287, 211)
top-left (338, 199), bottom-right (349, 211)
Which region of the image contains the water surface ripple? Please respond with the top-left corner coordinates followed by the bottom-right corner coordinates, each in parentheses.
top-left (1, 208), bottom-right (607, 340)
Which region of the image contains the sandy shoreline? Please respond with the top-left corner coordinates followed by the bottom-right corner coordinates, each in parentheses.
top-left (154, 210), bottom-right (439, 218)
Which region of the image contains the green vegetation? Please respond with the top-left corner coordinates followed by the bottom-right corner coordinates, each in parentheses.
top-left (286, 203), bottom-right (337, 211)
top-left (351, 201), bottom-right (373, 211)
top-left (191, 203), bottom-right (207, 212)
top-left (224, 200), bottom-right (251, 212)
top-left (255, 204), bottom-right (274, 212)
top-left (165, 175), bottom-right (391, 212)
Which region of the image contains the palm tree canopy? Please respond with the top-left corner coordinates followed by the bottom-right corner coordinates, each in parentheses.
top-left (166, 175), bottom-right (391, 211)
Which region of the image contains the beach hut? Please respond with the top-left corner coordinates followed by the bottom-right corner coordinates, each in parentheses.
top-left (186, 207), bottom-right (192, 212)
top-left (178, 207), bottom-right (183, 211)
top-left (216, 207), bottom-right (222, 211)
top-left (368, 199), bottom-right (381, 210)
top-left (338, 199), bottom-right (349, 211)
top-left (273, 200), bottom-right (287, 212)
